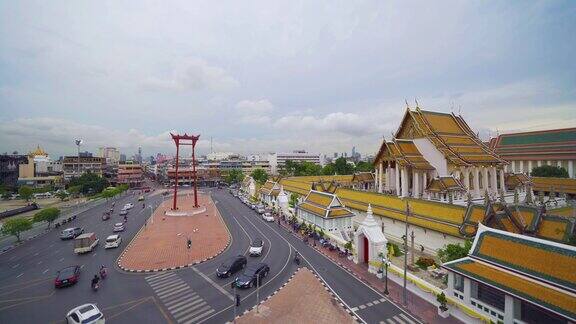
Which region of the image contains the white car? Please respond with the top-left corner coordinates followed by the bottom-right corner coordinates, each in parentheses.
top-left (113, 223), bottom-right (125, 232)
top-left (249, 238), bottom-right (264, 256)
top-left (104, 235), bottom-right (122, 249)
top-left (262, 213), bottom-right (274, 222)
top-left (123, 203), bottom-right (134, 210)
top-left (66, 303), bottom-right (105, 324)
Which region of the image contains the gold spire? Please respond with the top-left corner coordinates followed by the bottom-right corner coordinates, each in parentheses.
top-left (29, 145), bottom-right (48, 157)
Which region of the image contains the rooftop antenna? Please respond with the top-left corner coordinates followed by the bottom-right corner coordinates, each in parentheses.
top-left (458, 105), bottom-right (462, 116)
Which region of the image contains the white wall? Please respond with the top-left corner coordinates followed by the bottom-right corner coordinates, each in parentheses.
top-left (413, 138), bottom-right (448, 176)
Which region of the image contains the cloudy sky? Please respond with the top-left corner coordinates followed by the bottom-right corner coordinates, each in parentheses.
top-left (1, 1), bottom-right (575, 158)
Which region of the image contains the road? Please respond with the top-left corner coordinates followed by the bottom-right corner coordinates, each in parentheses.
top-left (0, 188), bottom-right (420, 324)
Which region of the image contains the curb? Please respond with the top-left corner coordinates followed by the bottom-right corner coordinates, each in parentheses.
top-left (229, 267), bottom-right (361, 323)
top-left (117, 195), bottom-right (232, 273)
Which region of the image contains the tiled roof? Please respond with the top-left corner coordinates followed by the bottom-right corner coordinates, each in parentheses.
top-left (532, 177), bottom-right (576, 195)
top-left (443, 225), bottom-right (576, 321)
top-left (491, 127), bottom-right (576, 160)
top-left (505, 173), bottom-right (531, 188)
top-left (259, 180), bottom-right (279, 195)
top-left (444, 258), bottom-right (576, 320)
top-left (296, 190), bottom-right (354, 219)
top-left (548, 206), bottom-right (576, 218)
top-left (426, 176), bottom-right (466, 193)
top-left (536, 215), bottom-right (575, 243)
top-left (352, 172), bottom-right (374, 182)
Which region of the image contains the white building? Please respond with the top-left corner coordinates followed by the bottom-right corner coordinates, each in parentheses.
top-left (269, 150), bottom-right (324, 174)
top-left (295, 190), bottom-right (354, 243)
top-left (98, 147), bottom-right (120, 165)
top-left (206, 152), bottom-right (235, 161)
top-left (443, 224), bottom-right (575, 324)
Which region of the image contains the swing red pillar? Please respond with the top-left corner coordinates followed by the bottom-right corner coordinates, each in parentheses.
top-left (170, 133), bottom-right (200, 210)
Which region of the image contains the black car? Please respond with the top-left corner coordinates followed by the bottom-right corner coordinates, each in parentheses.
top-left (216, 255), bottom-right (247, 278)
top-left (55, 265), bottom-right (81, 288)
top-left (234, 262), bottom-right (269, 289)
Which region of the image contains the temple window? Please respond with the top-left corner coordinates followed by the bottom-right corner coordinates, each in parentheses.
top-left (477, 283), bottom-right (505, 311)
top-left (453, 274), bottom-right (464, 292)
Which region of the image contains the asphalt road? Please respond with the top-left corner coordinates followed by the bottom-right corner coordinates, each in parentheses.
top-left (0, 187), bottom-right (420, 324)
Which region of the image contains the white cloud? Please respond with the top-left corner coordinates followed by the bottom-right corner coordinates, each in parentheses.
top-left (142, 57), bottom-right (239, 92)
top-left (273, 112), bottom-right (385, 137)
top-left (236, 99), bottom-right (274, 114)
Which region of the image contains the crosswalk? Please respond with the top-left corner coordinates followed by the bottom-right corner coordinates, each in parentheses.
top-left (379, 313), bottom-right (418, 324)
top-left (146, 272), bottom-right (215, 324)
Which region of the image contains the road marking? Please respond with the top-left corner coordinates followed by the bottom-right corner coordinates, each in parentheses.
top-left (59, 258), bottom-right (64, 262)
top-left (42, 269), bottom-right (49, 274)
top-left (191, 267), bottom-right (233, 300)
top-left (54, 249), bottom-right (60, 254)
top-left (12, 264), bottom-right (19, 268)
top-left (16, 273), bottom-right (23, 278)
top-left (157, 286), bottom-right (188, 299)
top-left (155, 282), bottom-right (186, 294)
top-left (166, 294), bottom-right (199, 309)
top-left (48, 244), bottom-right (53, 248)
top-left (33, 252), bottom-right (39, 256)
top-left (398, 313), bottom-right (417, 324)
top-left (182, 307), bottom-right (214, 324)
top-left (9, 256), bottom-right (17, 261)
top-left (175, 303), bottom-right (210, 322)
top-left (171, 298), bottom-right (204, 315)
top-left (80, 264), bottom-right (85, 269)
top-left (92, 253), bottom-right (97, 257)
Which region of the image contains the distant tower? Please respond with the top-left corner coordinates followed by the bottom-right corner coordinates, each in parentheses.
top-left (210, 137), bottom-right (213, 154)
top-left (138, 147), bottom-right (142, 164)
top-left (352, 146), bottom-right (356, 158)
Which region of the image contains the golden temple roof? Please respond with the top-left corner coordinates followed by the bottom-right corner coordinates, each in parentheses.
top-left (444, 225), bottom-right (576, 321)
top-left (29, 145), bottom-right (48, 157)
top-left (296, 190), bottom-right (354, 219)
top-left (426, 177), bottom-right (466, 193)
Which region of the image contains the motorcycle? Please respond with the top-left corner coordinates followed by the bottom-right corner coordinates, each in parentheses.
top-left (100, 268), bottom-right (107, 279)
top-left (92, 282), bottom-right (99, 291)
top-left (294, 254), bottom-right (300, 265)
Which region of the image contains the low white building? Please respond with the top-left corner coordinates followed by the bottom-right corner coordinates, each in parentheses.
top-left (268, 150), bottom-right (324, 175)
top-left (259, 180), bottom-right (281, 207)
top-left (443, 224), bottom-right (576, 324)
top-left (295, 190), bottom-right (354, 242)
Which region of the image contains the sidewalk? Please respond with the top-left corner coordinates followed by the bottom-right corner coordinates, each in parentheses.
top-left (280, 221), bottom-right (462, 324)
top-left (118, 193), bottom-right (230, 272)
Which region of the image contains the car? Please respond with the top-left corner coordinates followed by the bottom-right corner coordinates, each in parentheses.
top-left (104, 235), bottom-right (122, 249)
top-left (249, 238), bottom-right (264, 256)
top-left (60, 227), bottom-right (84, 240)
top-left (119, 209), bottom-right (128, 216)
top-left (216, 255), bottom-right (247, 278)
top-left (262, 213), bottom-right (274, 222)
top-left (55, 265), bottom-right (81, 288)
top-left (250, 204), bottom-right (257, 210)
top-left (234, 262), bottom-right (270, 289)
top-left (66, 303), bottom-right (105, 324)
top-left (256, 207), bottom-right (265, 214)
top-left (123, 203), bottom-right (134, 210)
top-left (113, 222), bottom-right (125, 232)
top-left (138, 195), bottom-right (145, 201)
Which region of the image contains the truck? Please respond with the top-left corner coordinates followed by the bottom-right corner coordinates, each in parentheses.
top-left (74, 233), bottom-right (99, 254)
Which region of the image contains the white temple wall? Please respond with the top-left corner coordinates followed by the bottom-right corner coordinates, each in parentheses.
top-left (413, 138), bottom-right (448, 176)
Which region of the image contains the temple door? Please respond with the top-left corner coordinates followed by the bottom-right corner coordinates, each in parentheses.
top-left (363, 236), bottom-right (369, 263)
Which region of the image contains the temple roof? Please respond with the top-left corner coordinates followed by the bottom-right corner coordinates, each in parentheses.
top-left (297, 190), bottom-right (354, 219)
top-left (443, 224), bottom-right (576, 321)
top-left (532, 177), bottom-right (576, 195)
top-left (352, 172), bottom-right (374, 183)
top-left (378, 108), bottom-right (505, 167)
top-left (490, 127), bottom-right (576, 160)
top-left (389, 139), bottom-right (435, 170)
top-left (504, 173), bottom-right (531, 188)
top-left (426, 176), bottom-right (466, 193)
top-left (29, 145), bottom-right (48, 157)
top-left (259, 180), bottom-right (280, 195)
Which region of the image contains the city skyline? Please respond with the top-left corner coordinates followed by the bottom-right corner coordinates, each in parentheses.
top-left (1, 1), bottom-right (575, 158)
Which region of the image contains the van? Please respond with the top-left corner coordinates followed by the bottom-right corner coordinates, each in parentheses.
top-left (74, 233), bottom-right (99, 254)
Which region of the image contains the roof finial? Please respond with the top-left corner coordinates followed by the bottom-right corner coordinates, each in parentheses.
top-left (405, 99), bottom-right (410, 109)
top-left (414, 98), bottom-right (419, 108)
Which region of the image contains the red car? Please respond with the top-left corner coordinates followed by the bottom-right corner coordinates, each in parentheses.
top-left (55, 265), bottom-right (81, 288)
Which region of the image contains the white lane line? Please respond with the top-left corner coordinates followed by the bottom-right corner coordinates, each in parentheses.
top-left (191, 267), bottom-right (233, 300)
top-left (155, 282), bottom-right (187, 294)
top-left (171, 298), bottom-right (204, 315)
top-left (166, 295), bottom-right (200, 309)
top-left (9, 256), bottom-right (17, 261)
top-left (147, 273), bottom-right (177, 285)
top-left (38, 261), bottom-right (42, 265)
top-left (12, 264), bottom-right (19, 268)
top-left (59, 258), bottom-right (65, 262)
top-left (173, 300), bottom-right (207, 320)
top-left (54, 249), bottom-right (60, 254)
top-left (92, 253), bottom-right (97, 257)
top-left (48, 244), bottom-right (54, 248)
top-left (145, 272), bottom-right (173, 280)
top-left (149, 276), bottom-right (180, 288)
top-left (42, 269), bottom-right (49, 274)
top-left (158, 286), bottom-right (189, 299)
top-left (33, 252), bottom-right (39, 256)
top-left (398, 313), bottom-right (417, 324)
top-left (161, 290), bottom-right (192, 304)
top-left (183, 309), bottom-right (214, 324)
top-left (178, 305), bottom-right (212, 323)
top-left (16, 273), bottom-right (24, 278)
top-left (80, 264), bottom-right (85, 269)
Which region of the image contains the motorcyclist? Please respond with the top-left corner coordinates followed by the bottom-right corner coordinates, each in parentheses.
top-left (91, 275), bottom-right (100, 289)
top-left (99, 265), bottom-right (107, 279)
top-left (294, 252), bottom-right (300, 265)
top-left (142, 203), bottom-right (145, 209)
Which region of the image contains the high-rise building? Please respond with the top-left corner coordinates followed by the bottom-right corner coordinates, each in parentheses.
top-left (119, 154), bottom-right (127, 163)
top-left (98, 147), bottom-right (120, 165)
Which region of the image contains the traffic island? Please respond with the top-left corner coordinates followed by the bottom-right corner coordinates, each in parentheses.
top-left (235, 267), bottom-right (356, 324)
top-left (117, 192), bottom-right (230, 272)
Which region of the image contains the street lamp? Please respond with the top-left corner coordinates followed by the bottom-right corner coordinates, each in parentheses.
top-left (75, 139), bottom-right (82, 177)
top-left (381, 254), bottom-right (390, 295)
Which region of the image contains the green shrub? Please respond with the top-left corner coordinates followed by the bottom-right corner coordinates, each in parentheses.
top-left (416, 257), bottom-right (436, 269)
top-left (387, 242), bottom-right (403, 257)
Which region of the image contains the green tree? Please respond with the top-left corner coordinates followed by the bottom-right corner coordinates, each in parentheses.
top-left (225, 169), bottom-right (244, 184)
top-left (302, 162), bottom-right (322, 176)
top-left (289, 193), bottom-right (299, 208)
top-left (68, 185), bottom-right (81, 197)
top-left (437, 240), bottom-right (472, 263)
top-left (334, 157), bottom-right (354, 175)
top-left (1, 217), bottom-right (33, 242)
top-left (68, 172), bottom-right (109, 195)
top-left (56, 190), bottom-right (70, 201)
top-left (355, 161), bottom-right (374, 172)
top-left (322, 163), bottom-right (335, 175)
top-left (250, 168), bottom-right (268, 185)
top-left (33, 207), bottom-right (61, 228)
top-left (531, 165), bottom-right (569, 178)
top-left (18, 186), bottom-right (33, 202)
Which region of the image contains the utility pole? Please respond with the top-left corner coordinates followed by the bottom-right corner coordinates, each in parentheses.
top-left (256, 275), bottom-right (260, 313)
top-left (403, 201), bottom-right (409, 305)
top-left (410, 230), bottom-right (415, 266)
